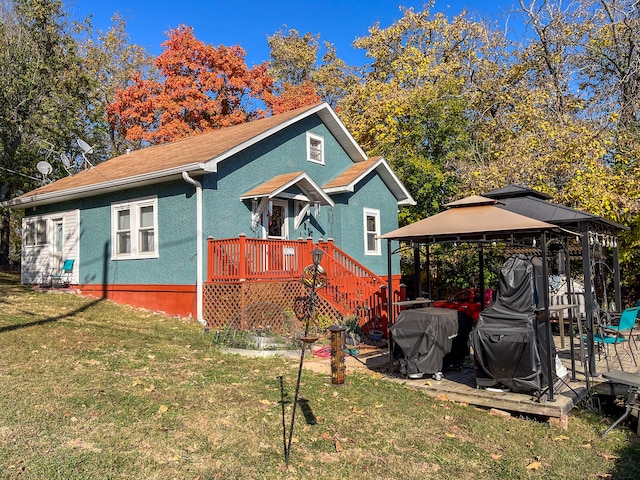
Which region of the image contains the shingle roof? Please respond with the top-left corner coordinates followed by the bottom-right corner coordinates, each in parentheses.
top-left (5, 103), bottom-right (368, 209)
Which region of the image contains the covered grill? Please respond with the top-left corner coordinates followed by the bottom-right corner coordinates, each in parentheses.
top-left (471, 255), bottom-right (555, 393)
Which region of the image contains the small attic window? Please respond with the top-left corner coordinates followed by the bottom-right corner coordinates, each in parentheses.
top-left (306, 132), bottom-right (324, 165)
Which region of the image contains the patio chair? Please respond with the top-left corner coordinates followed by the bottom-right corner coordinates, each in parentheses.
top-left (605, 306), bottom-right (640, 351)
top-left (49, 259), bottom-right (74, 288)
top-left (591, 308), bottom-right (637, 371)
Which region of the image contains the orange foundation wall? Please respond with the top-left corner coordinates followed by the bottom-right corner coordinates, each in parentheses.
top-left (79, 284), bottom-right (196, 318)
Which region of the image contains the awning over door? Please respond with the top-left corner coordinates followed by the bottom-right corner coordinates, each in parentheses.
top-left (240, 171), bottom-right (334, 206)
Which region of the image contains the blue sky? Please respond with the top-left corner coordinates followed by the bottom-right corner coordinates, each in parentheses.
top-left (71, 0), bottom-right (520, 67)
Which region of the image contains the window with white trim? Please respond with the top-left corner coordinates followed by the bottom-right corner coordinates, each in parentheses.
top-left (306, 132), bottom-right (324, 164)
top-left (24, 218), bottom-right (47, 246)
top-left (111, 197), bottom-right (158, 259)
top-left (363, 208), bottom-right (381, 255)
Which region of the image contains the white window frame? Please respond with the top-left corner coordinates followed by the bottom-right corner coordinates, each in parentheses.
top-left (111, 196), bottom-right (159, 260)
top-left (306, 132), bottom-right (324, 165)
top-left (363, 208), bottom-right (381, 256)
top-left (24, 218), bottom-right (48, 247)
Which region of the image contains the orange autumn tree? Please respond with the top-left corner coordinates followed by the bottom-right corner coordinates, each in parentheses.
top-left (108, 25), bottom-right (275, 144)
top-left (264, 81), bottom-right (321, 115)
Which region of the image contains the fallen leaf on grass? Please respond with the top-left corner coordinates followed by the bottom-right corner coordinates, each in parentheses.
top-left (335, 439), bottom-right (344, 452)
top-left (445, 432), bottom-right (456, 438)
top-left (144, 384), bottom-right (156, 392)
top-left (259, 399), bottom-right (272, 406)
top-left (582, 443), bottom-right (593, 449)
top-left (351, 406), bottom-right (364, 414)
top-left (147, 354), bottom-right (156, 360)
top-left (598, 474), bottom-right (612, 479)
top-left (598, 453), bottom-right (619, 461)
top-left (490, 453), bottom-right (502, 460)
top-left (553, 435), bottom-right (570, 441)
top-left (157, 405), bottom-right (168, 415)
top-left (320, 433), bottom-right (332, 441)
top-left (526, 461), bottom-right (541, 470)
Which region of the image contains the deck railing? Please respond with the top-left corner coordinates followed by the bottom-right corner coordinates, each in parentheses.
top-left (207, 236), bottom-right (402, 328)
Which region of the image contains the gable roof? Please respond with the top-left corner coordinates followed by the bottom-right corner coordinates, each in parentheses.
top-left (240, 171), bottom-right (334, 206)
top-left (4, 103), bottom-right (368, 209)
top-left (323, 157), bottom-right (415, 206)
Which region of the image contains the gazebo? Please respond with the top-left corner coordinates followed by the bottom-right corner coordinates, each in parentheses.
top-left (380, 187), bottom-right (627, 401)
top-left (484, 185), bottom-right (628, 375)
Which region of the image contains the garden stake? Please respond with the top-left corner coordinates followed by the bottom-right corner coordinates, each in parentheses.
top-left (284, 248), bottom-right (324, 466)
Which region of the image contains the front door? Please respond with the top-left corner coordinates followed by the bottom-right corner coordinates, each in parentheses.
top-left (264, 199), bottom-right (288, 240)
top-left (52, 218), bottom-right (64, 269)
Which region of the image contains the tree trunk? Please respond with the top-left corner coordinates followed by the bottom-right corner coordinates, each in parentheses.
top-left (0, 209), bottom-right (10, 268)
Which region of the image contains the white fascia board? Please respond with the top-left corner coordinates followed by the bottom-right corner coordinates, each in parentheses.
top-left (5, 163), bottom-right (206, 209)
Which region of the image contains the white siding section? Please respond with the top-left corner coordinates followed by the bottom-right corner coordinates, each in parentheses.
top-left (21, 209), bottom-right (80, 285)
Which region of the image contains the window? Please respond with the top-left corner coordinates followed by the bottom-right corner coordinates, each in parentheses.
top-left (111, 197), bottom-right (158, 259)
top-left (306, 132), bottom-right (324, 164)
top-left (25, 218), bottom-right (47, 246)
top-left (363, 208), bottom-right (381, 255)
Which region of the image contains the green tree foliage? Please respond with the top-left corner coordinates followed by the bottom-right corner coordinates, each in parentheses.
top-left (267, 27), bottom-right (356, 108)
top-left (0, 0), bottom-right (91, 266)
top-left (338, 6), bottom-right (490, 222)
top-left (80, 12), bottom-right (156, 157)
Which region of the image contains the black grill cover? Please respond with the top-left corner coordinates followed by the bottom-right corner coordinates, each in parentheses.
top-left (390, 307), bottom-right (459, 377)
top-left (471, 255), bottom-right (554, 393)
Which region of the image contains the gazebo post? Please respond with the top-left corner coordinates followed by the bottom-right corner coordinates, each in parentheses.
top-left (613, 241), bottom-right (622, 312)
top-left (563, 237), bottom-right (577, 382)
top-left (425, 244), bottom-right (431, 299)
top-left (541, 232), bottom-right (555, 401)
top-left (413, 242), bottom-right (421, 298)
top-left (581, 223), bottom-right (596, 376)
top-left (387, 238), bottom-right (394, 375)
top-left (478, 243), bottom-right (485, 315)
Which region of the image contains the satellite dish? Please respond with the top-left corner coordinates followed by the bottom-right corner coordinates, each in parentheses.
top-left (77, 138), bottom-right (94, 154)
top-left (60, 153), bottom-right (71, 168)
top-left (36, 161), bottom-right (53, 176)
top-left (76, 138), bottom-right (95, 169)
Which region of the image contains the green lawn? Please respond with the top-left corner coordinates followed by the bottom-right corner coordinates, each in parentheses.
top-left (0, 271), bottom-right (639, 479)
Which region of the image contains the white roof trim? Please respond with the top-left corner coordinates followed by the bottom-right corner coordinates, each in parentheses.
top-left (3, 164), bottom-right (206, 209)
top-left (239, 172), bottom-right (335, 207)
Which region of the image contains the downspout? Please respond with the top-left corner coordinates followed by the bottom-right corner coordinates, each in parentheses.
top-left (182, 171), bottom-right (206, 326)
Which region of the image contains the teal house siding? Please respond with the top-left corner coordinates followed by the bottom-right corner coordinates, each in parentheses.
top-left (331, 172), bottom-right (400, 275)
top-left (76, 182), bottom-right (197, 286)
top-left (8, 103), bottom-right (415, 318)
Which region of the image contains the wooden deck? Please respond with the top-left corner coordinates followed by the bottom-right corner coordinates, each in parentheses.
top-left (349, 328), bottom-right (640, 420)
